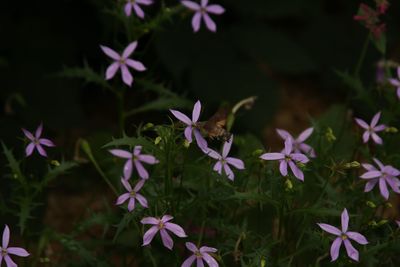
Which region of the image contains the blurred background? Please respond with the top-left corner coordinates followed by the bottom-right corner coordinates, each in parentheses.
top-left (1, 0), bottom-right (400, 251)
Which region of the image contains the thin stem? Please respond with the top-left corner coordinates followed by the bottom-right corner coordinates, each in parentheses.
top-left (197, 220), bottom-right (206, 247)
top-left (354, 33), bottom-right (370, 78)
top-left (116, 90), bottom-right (126, 134)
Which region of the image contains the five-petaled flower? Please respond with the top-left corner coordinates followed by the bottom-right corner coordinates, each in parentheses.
top-left (182, 0), bottom-right (225, 32)
top-left (116, 178), bottom-right (148, 212)
top-left (109, 146), bottom-right (159, 180)
top-left (22, 123), bottom-right (55, 157)
top-left (260, 138), bottom-right (309, 181)
top-left (388, 67), bottom-right (400, 100)
top-left (170, 100), bottom-right (208, 151)
top-left (0, 225), bottom-right (29, 267)
top-left (355, 111), bottom-right (386, 145)
top-left (206, 136), bottom-right (244, 180)
top-left (276, 127), bottom-right (316, 157)
top-left (141, 215), bottom-right (187, 250)
top-left (181, 242), bottom-right (219, 267)
top-left (360, 158), bottom-right (400, 200)
top-left (317, 208), bottom-right (368, 262)
top-left (124, 0), bottom-right (153, 19)
top-left (100, 41), bottom-right (146, 86)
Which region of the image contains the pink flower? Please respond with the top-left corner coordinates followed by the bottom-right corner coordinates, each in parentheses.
top-left (360, 158), bottom-right (400, 200)
top-left (260, 138), bottom-right (309, 181)
top-left (396, 220), bottom-right (400, 227)
top-left (181, 242), bottom-right (218, 267)
top-left (170, 100), bottom-right (208, 151)
top-left (124, 0), bottom-right (153, 19)
top-left (116, 178), bottom-right (148, 212)
top-left (100, 41), bottom-right (146, 86)
top-left (182, 0), bottom-right (225, 32)
top-left (22, 123), bottom-right (55, 157)
top-left (388, 67), bottom-right (400, 100)
top-left (276, 127), bottom-right (316, 157)
top-left (355, 111), bottom-right (386, 145)
top-left (317, 209), bottom-right (368, 262)
top-left (206, 136), bottom-right (244, 180)
top-left (109, 146), bottom-right (159, 180)
top-left (0, 225), bottom-right (30, 267)
top-left (141, 215), bottom-right (187, 250)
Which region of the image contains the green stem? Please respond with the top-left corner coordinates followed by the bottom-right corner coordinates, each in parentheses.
top-left (197, 220), bottom-right (206, 247)
top-left (354, 33), bottom-right (370, 78)
top-left (116, 91), bottom-right (125, 134)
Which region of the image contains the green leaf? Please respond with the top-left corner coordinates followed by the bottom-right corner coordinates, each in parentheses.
top-left (1, 142), bottom-right (26, 185)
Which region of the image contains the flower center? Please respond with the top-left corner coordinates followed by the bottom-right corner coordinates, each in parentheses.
top-left (129, 191), bottom-right (136, 197)
top-left (195, 251), bottom-right (203, 258)
top-left (200, 7), bottom-right (206, 14)
top-left (33, 138), bottom-right (39, 145)
top-left (158, 221), bottom-right (164, 230)
top-left (1, 248), bottom-right (7, 256)
top-left (285, 155), bottom-right (292, 162)
top-left (341, 234), bottom-right (348, 240)
top-left (119, 58), bottom-right (126, 65)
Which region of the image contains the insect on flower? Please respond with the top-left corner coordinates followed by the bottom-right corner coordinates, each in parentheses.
top-left (22, 123), bottom-right (55, 157)
top-left (181, 242), bottom-right (219, 267)
top-left (0, 225), bottom-right (29, 267)
top-left (182, 0), bottom-right (225, 32)
top-left (317, 208), bottom-right (368, 262)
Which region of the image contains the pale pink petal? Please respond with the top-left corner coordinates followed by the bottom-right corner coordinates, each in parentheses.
top-left (317, 223), bottom-right (341, 235)
top-left (397, 87), bottom-right (400, 100)
top-left (126, 59), bottom-right (146, 71)
top-left (105, 62), bottom-right (120, 80)
top-left (25, 143), bottom-right (35, 157)
top-left (203, 13), bottom-right (216, 32)
top-left (297, 127), bottom-right (314, 143)
top-left (184, 126), bottom-right (194, 143)
top-left (22, 129), bottom-right (34, 141)
top-left (206, 148), bottom-right (221, 160)
top-left (284, 138), bottom-right (293, 155)
top-left (343, 239), bottom-right (359, 262)
top-left (298, 143), bottom-right (315, 157)
top-left (226, 157), bottom-right (244, 169)
top-left (202, 253), bottom-right (218, 267)
top-left (133, 3), bottom-right (145, 19)
top-left (362, 131), bottom-right (370, 143)
top-left (379, 178), bottom-right (390, 199)
top-left (371, 133), bottom-right (383, 145)
top-left (134, 146), bottom-right (142, 156)
top-left (4, 255), bottom-right (17, 267)
top-left (170, 109), bottom-right (192, 125)
top-left (384, 166), bottom-right (400, 177)
top-left (134, 160), bottom-right (149, 179)
top-left (141, 217), bottom-right (159, 225)
top-left (213, 161), bottom-right (222, 175)
top-left (185, 242), bottom-right (198, 252)
top-left (279, 160), bottom-right (288, 176)
top-left (389, 78), bottom-right (400, 86)
top-left (194, 129), bottom-right (208, 151)
top-left (276, 129), bottom-right (291, 140)
top-left (355, 118), bottom-right (368, 129)
top-left (124, 160), bottom-right (133, 180)
top-left (39, 138), bottom-right (55, 147)
top-left (109, 149), bottom-right (132, 159)
top-left (138, 155), bottom-right (159, 165)
top-left (7, 247), bottom-right (29, 257)
top-left (35, 123), bottom-right (43, 138)
top-left (341, 208), bottom-right (349, 233)
top-left (222, 136), bottom-right (233, 157)
top-left (201, 0), bottom-right (209, 7)
top-left (36, 144), bottom-right (47, 157)
top-left (165, 222), bottom-right (187, 237)
top-left (116, 193), bottom-right (130, 205)
top-left (362, 163), bottom-right (376, 171)
top-left (347, 232), bottom-right (368, 245)
top-left (135, 194), bottom-right (148, 208)
top-left (133, 179), bottom-right (146, 192)
top-left (206, 4), bottom-right (225, 14)
top-left (371, 112), bottom-right (381, 128)
top-left (127, 198), bottom-right (136, 211)
top-left (160, 229), bottom-right (174, 250)
top-left (289, 161), bottom-right (304, 181)
top-left (260, 153), bottom-right (284, 160)
top-left (161, 215), bottom-right (174, 222)
top-left (121, 65), bottom-right (133, 86)
top-left (100, 45), bottom-right (120, 60)
top-left (197, 258), bottom-right (205, 267)
top-left (373, 158), bottom-right (385, 170)
top-left (223, 163), bottom-right (234, 180)
top-left (142, 226), bottom-right (159, 246)
top-left (364, 180), bottom-right (378, 192)
top-left (124, 3), bottom-right (132, 16)
top-left (192, 12), bottom-right (202, 32)
top-left (385, 177), bottom-right (400, 193)
top-left (291, 153), bottom-right (309, 163)
top-left (2, 225), bottom-right (10, 248)
top-left (123, 41), bottom-right (138, 58)
top-left (360, 170), bottom-right (381, 179)
top-left (192, 100), bottom-right (201, 122)
top-left (199, 246), bottom-right (217, 253)
top-left (182, 0), bottom-right (201, 10)
top-left (136, 0), bottom-right (153, 5)
top-left (121, 178), bottom-right (133, 191)
top-left (182, 255), bottom-right (196, 267)
top-left (374, 124), bottom-right (386, 132)
top-left (330, 237), bottom-right (342, 261)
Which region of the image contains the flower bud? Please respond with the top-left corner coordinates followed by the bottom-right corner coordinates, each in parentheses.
top-left (325, 127), bottom-right (336, 142)
top-left (343, 161), bottom-right (361, 169)
top-left (183, 139), bottom-right (190, 148)
top-left (385, 127), bottom-right (398, 133)
top-left (143, 123), bottom-right (154, 130)
top-left (252, 149), bottom-right (263, 157)
top-left (154, 136), bottom-right (162, 145)
top-left (285, 179), bottom-right (293, 191)
top-left (51, 160), bottom-right (60, 166)
top-left (261, 257), bottom-right (266, 267)
top-left (366, 201), bottom-right (376, 208)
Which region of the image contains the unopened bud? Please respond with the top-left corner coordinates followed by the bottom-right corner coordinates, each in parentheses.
top-left (154, 136), bottom-right (162, 145)
top-left (385, 127), bottom-right (398, 133)
top-left (385, 202), bottom-right (393, 208)
top-left (253, 149), bottom-right (263, 157)
top-left (297, 162), bottom-right (306, 168)
top-left (261, 257), bottom-right (266, 267)
top-left (377, 219), bottom-right (388, 226)
top-left (51, 160), bottom-right (60, 166)
top-left (343, 161), bottom-right (361, 169)
top-left (368, 220), bottom-right (378, 227)
top-left (183, 139), bottom-right (190, 148)
top-left (325, 127), bottom-right (336, 142)
top-left (143, 123), bottom-right (154, 130)
top-left (285, 179), bottom-right (293, 191)
top-left (366, 201), bottom-right (376, 208)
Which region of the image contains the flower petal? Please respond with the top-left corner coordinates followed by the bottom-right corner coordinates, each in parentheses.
top-left (297, 127), bottom-right (313, 142)
top-left (379, 178), bottom-right (390, 200)
top-left (317, 223), bottom-right (341, 236)
top-left (124, 3), bottom-right (132, 16)
top-left (276, 129), bottom-right (291, 140)
top-left (184, 126), bottom-right (194, 143)
top-left (385, 177), bottom-right (400, 193)
top-left (134, 160), bottom-right (149, 179)
top-left (39, 138), bottom-right (55, 147)
top-left (142, 226), bottom-right (159, 246)
top-left (355, 118), bottom-right (369, 129)
top-left (260, 153), bottom-right (284, 160)
top-left (202, 252), bottom-right (218, 267)
top-left (200, 246), bottom-right (217, 253)
top-left (194, 129), bottom-right (208, 151)
top-left (192, 100), bottom-right (201, 122)
top-left (109, 149), bottom-right (132, 159)
top-left (7, 247), bottom-right (29, 257)
top-left (201, 0), bottom-right (209, 7)
top-left (141, 217), bottom-right (159, 225)
top-left (2, 225), bottom-right (10, 248)
top-left (374, 124), bottom-right (386, 132)
top-left (203, 13), bottom-right (216, 32)
top-left (364, 180), bottom-right (378, 192)
top-left (161, 215), bottom-right (173, 222)
top-left (160, 229), bottom-right (174, 250)
top-left (116, 193), bottom-right (130, 205)
top-left (291, 153), bottom-right (309, 163)
top-left (197, 258), bottom-right (205, 267)
top-left (127, 198), bottom-right (136, 211)
top-left (181, 255), bottom-right (196, 267)
top-left (362, 163), bottom-right (376, 172)
top-left (36, 144), bottom-right (47, 157)
top-left (279, 160), bottom-right (288, 176)
top-left (344, 239), bottom-right (359, 262)
top-left (206, 4), bottom-right (225, 15)
top-left (170, 109), bottom-right (192, 125)
top-left (226, 157), bottom-right (244, 169)
top-left (25, 143), bottom-right (35, 157)
top-left (121, 65), bottom-right (133, 86)
top-left (223, 163), bottom-right (234, 180)
top-left (165, 222), bottom-right (187, 237)
top-left (22, 129), bottom-right (34, 141)
top-left (371, 133), bottom-right (383, 145)
top-left (100, 45), bottom-right (120, 60)
top-left (347, 232), bottom-right (368, 245)
top-left (341, 208), bottom-right (349, 233)
top-left (213, 161), bottom-right (222, 175)
top-left (370, 112), bottom-right (381, 128)
top-left (133, 3), bottom-right (145, 19)
top-left (330, 237), bottom-right (342, 262)
top-left (182, 0), bottom-right (200, 11)
top-left (35, 123), bottom-right (43, 138)
top-left (360, 171), bottom-right (381, 179)
top-left (126, 59), bottom-right (146, 71)
top-left (105, 62), bottom-right (120, 80)
top-left (373, 158), bottom-right (385, 170)
top-left (133, 179), bottom-right (146, 192)
top-left (289, 161), bottom-right (304, 181)
top-left (362, 131), bottom-right (370, 143)
top-left (122, 41), bottom-right (138, 59)
top-left (135, 193), bottom-right (148, 208)
top-left (4, 255), bottom-right (17, 267)
top-left (185, 242), bottom-right (198, 253)
top-left (222, 136), bottom-right (233, 157)
top-left (138, 154), bottom-right (159, 165)
top-left (298, 143), bottom-right (315, 158)
top-left (191, 12), bottom-right (202, 32)
top-left (206, 148), bottom-right (221, 160)
top-left (284, 138), bottom-right (293, 155)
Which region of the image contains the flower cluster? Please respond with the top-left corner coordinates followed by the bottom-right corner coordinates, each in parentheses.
top-left (353, 2), bottom-right (387, 38)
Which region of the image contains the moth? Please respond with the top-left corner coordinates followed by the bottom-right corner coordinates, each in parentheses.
top-left (197, 106), bottom-right (232, 141)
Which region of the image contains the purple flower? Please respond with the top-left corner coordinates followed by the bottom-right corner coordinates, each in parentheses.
top-left (124, 0), bottom-right (153, 19)
top-left (109, 146), bottom-right (159, 180)
top-left (0, 225), bottom-right (29, 267)
top-left (206, 136), bottom-right (244, 181)
top-left (388, 67), bottom-right (400, 100)
top-left (360, 158), bottom-right (400, 200)
top-left (259, 138), bottom-right (309, 181)
top-left (141, 215), bottom-right (187, 250)
top-left (100, 41), bottom-right (146, 86)
top-left (22, 124), bottom-right (55, 157)
top-left (170, 100), bottom-right (208, 151)
top-left (318, 209), bottom-right (368, 262)
top-left (116, 178), bottom-right (148, 212)
top-left (276, 127), bottom-right (316, 157)
top-left (181, 242), bottom-right (218, 267)
top-left (396, 220), bottom-right (400, 227)
top-left (182, 0), bottom-right (225, 32)
top-left (355, 111), bottom-right (386, 145)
